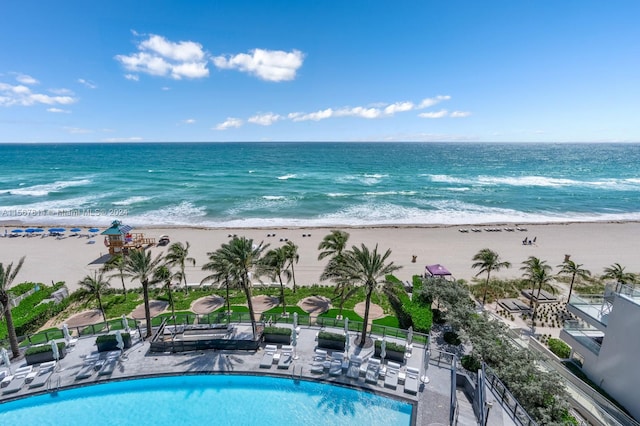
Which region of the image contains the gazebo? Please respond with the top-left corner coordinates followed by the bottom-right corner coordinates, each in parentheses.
top-left (425, 264), bottom-right (453, 280)
top-left (101, 220), bottom-right (155, 255)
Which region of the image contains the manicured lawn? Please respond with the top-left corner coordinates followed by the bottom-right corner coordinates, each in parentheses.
top-left (372, 315), bottom-right (400, 328)
top-left (19, 327), bottom-right (64, 347)
top-left (151, 311), bottom-right (196, 326)
top-left (262, 306), bottom-right (311, 325)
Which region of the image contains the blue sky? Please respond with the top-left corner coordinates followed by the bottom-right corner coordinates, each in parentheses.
top-left (1, 1), bottom-right (639, 143)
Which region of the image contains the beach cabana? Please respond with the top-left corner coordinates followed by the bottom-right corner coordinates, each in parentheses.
top-left (425, 264), bottom-right (453, 280)
top-left (101, 220), bottom-right (155, 255)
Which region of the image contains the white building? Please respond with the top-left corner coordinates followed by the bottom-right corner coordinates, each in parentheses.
top-left (560, 283), bottom-right (640, 421)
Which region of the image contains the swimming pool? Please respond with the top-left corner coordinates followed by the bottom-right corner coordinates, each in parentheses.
top-left (0, 375), bottom-right (413, 425)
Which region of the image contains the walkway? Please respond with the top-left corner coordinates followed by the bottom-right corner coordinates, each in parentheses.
top-left (130, 300), bottom-right (168, 320)
top-left (297, 295), bottom-right (331, 320)
top-left (191, 296), bottom-right (225, 315)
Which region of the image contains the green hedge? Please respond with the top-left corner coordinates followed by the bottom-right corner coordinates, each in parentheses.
top-left (374, 339), bottom-right (405, 354)
top-left (461, 354), bottom-right (481, 372)
top-left (318, 331), bottom-right (346, 342)
top-left (96, 332), bottom-right (131, 344)
top-left (548, 338), bottom-right (571, 358)
top-left (25, 341), bottom-right (65, 356)
top-left (386, 275), bottom-right (432, 333)
top-left (263, 326), bottom-right (291, 336)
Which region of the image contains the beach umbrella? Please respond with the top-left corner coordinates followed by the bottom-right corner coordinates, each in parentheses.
top-left (1, 347), bottom-right (10, 373)
top-left (380, 339), bottom-right (387, 365)
top-left (11, 229), bottom-right (23, 234)
top-left (50, 340), bottom-right (60, 361)
top-left (293, 312), bottom-right (298, 332)
top-left (88, 228), bottom-right (100, 233)
top-left (122, 314), bottom-right (130, 333)
top-left (70, 228), bottom-right (82, 233)
top-left (344, 317), bottom-right (349, 334)
top-left (115, 330), bottom-right (125, 351)
top-left (421, 346), bottom-right (431, 384)
top-left (407, 326), bottom-right (414, 347)
top-left (291, 328), bottom-right (298, 360)
top-left (62, 323), bottom-right (72, 343)
top-left (345, 330), bottom-right (350, 356)
top-left (25, 228), bottom-right (36, 234)
top-left (34, 228), bottom-right (44, 233)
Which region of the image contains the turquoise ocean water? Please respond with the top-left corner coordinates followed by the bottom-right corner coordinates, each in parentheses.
top-left (1, 142), bottom-right (639, 227)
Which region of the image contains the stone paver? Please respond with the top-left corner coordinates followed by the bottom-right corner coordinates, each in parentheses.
top-left (297, 295), bottom-right (331, 318)
top-left (65, 310), bottom-right (104, 327)
top-left (191, 296), bottom-right (225, 315)
top-left (250, 295), bottom-right (279, 314)
top-left (353, 301), bottom-right (385, 320)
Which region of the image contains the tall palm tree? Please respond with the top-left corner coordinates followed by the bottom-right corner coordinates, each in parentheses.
top-left (557, 260), bottom-right (591, 303)
top-left (259, 247), bottom-right (291, 315)
top-left (122, 249), bottom-right (164, 339)
top-left (283, 241), bottom-right (300, 293)
top-left (213, 236), bottom-right (267, 338)
top-left (602, 263), bottom-right (636, 285)
top-left (201, 250), bottom-right (236, 316)
top-left (153, 265), bottom-right (177, 328)
top-left (165, 242), bottom-right (196, 293)
top-left (103, 254), bottom-right (128, 299)
top-left (341, 244), bottom-right (401, 346)
top-left (471, 248), bottom-right (511, 306)
top-left (78, 270), bottom-right (111, 323)
top-left (521, 256), bottom-right (553, 324)
top-left (0, 257), bottom-right (25, 358)
top-left (317, 230), bottom-right (350, 260)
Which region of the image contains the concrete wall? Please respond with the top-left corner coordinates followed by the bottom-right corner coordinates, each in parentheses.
top-left (584, 294), bottom-right (640, 420)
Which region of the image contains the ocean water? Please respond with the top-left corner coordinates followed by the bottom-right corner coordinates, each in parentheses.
top-left (0, 142), bottom-right (639, 227)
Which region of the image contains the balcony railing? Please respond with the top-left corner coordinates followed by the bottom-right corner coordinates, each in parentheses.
top-left (561, 323), bottom-right (603, 355)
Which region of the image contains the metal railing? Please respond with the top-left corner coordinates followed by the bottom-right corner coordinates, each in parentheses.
top-left (483, 363), bottom-right (537, 426)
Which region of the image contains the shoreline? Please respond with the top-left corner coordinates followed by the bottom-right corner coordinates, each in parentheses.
top-left (2, 221), bottom-right (639, 294)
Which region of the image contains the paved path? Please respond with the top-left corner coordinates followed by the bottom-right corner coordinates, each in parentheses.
top-left (65, 310), bottom-right (104, 327)
top-left (250, 295), bottom-right (279, 314)
top-left (297, 295), bottom-right (331, 319)
top-left (130, 300), bottom-right (168, 320)
top-left (353, 301), bottom-right (385, 320)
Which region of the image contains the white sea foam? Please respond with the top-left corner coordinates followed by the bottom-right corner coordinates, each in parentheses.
top-left (277, 174), bottom-right (297, 180)
top-left (0, 179), bottom-right (92, 197)
top-left (262, 195), bottom-right (286, 201)
top-left (112, 196), bottom-right (152, 206)
top-left (126, 201), bottom-right (207, 226)
top-left (336, 173), bottom-right (387, 186)
top-left (427, 174), bottom-right (640, 190)
top-left (327, 193), bottom-right (350, 198)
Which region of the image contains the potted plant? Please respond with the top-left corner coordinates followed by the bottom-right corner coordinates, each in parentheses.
top-left (25, 342), bottom-right (67, 365)
top-left (374, 340), bottom-right (406, 363)
top-left (95, 332), bottom-right (132, 352)
top-left (262, 326), bottom-right (292, 344)
top-left (317, 331), bottom-right (346, 351)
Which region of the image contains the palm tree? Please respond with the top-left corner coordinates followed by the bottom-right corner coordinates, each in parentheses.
top-left (165, 242), bottom-right (196, 293)
top-left (282, 241), bottom-right (300, 293)
top-left (212, 236), bottom-right (267, 338)
top-left (557, 260), bottom-right (591, 303)
top-left (201, 250), bottom-right (236, 316)
top-left (122, 249), bottom-right (164, 339)
top-left (602, 263), bottom-right (636, 285)
top-left (341, 244), bottom-right (401, 346)
top-left (317, 230), bottom-right (350, 260)
top-left (153, 265), bottom-right (177, 328)
top-left (0, 257), bottom-right (25, 357)
top-left (521, 256), bottom-right (553, 325)
top-left (103, 254), bottom-right (128, 299)
top-left (78, 270), bottom-right (111, 322)
top-left (259, 247), bottom-right (291, 315)
top-left (471, 248), bottom-right (511, 306)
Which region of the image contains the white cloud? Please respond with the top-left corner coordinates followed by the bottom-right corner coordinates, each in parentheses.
top-left (182, 118), bottom-right (196, 124)
top-left (161, 86), bottom-right (170, 91)
top-left (47, 108), bottom-right (70, 113)
top-left (418, 110), bottom-right (449, 119)
top-left (124, 74), bottom-right (139, 81)
top-left (16, 74), bottom-right (38, 85)
top-left (0, 82), bottom-right (77, 107)
top-left (248, 113), bottom-right (282, 126)
top-left (215, 117), bottom-right (243, 130)
top-left (383, 102), bottom-right (414, 115)
top-left (337, 106), bottom-right (382, 119)
top-left (418, 95), bottom-right (451, 109)
top-left (102, 137), bottom-right (144, 142)
top-left (49, 88), bottom-right (74, 95)
top-left (213, 49), bottom-right (304, 82)
top-left (64, 126), bottom-right (92, 134)
top-left (115, 34), bottom-right (209, 80)
top-left (289, 108), bottom-right (334, 122)
top-left (78, 78), bottom-right (97, 89)
top-left (450, 111), bottom-right (471, 118)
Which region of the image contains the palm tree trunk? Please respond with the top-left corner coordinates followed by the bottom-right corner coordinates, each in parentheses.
top-left (97, 294), bottom-right (107, 323)
top-left (243, 278), bottom-right (257, 338)
top-left (567, 273), bottom-right (576, 303)
top-left (278, 275), bottom-right (286, 315)
top-left (120, 276), bottom-right (127, 300)
top-left (359, 287), bottom-right (373, 346)
top-left (532, 281), bottom-right (543, 324)
top-left (481, 270), bottom-right (491, 305)
top-left (142, 281), bottom-right (152, 339)
top-left (291, 264), bottom-right (297, 294)
top-left (225, 278), bottom-right (231, 315)
top-left (3, 303), bottom-right (20, 358)
top-left (167, 283), bottom-right (177, 330)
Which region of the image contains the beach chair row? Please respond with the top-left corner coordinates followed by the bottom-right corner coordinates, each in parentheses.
top-left (75, 350), bottom-right (121, 381)
top-left (0, 361), bottom-right (57, 395)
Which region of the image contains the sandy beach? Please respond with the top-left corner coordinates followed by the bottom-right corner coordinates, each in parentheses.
top-left (1, 222), bottom-right (639, 294)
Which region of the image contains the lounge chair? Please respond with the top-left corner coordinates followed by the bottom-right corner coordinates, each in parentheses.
top-left (329, 352), bottom-right (344, 376)
top-left (365, 358), bottom-right (381, 384)
top-left (28, 367), bottom-right (54, 389)
top-left (260, 344), bottom-right (278, 368)
top-left (98, 357), bottom-right (118, 376)
top-left (346, 355), bottom-right (362, 379)
top-left (310, 349), bottom-right (327, 374)
top-left (2, 375), bottom-right (26, 394)
top-left (404, 367), bottom-right (419, 394)
top-left (278, 345), bottom-right (293, 369)
top-left (384, 361), bottom-right (401, 389)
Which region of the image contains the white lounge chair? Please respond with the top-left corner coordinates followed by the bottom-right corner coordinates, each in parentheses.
top-left (346, 355), bottom-right (362, 379)
top-left (310, 349), bottom-right (327, 374)
top-left (404, 367), bottom-right (420, 394)
top-left (260, 345), bottom-right (278, 368)
top-left (384, 361), bottom-right (401, 389)
top-left (365, 358), bottom-right (381, 384)
top-left (278, 345), bottom-right (293, 369)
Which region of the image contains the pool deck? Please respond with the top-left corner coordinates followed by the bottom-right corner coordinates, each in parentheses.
top-left (1, 325), bottom-right (454, 425)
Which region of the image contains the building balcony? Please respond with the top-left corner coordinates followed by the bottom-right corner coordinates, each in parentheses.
top-left (560, 323), bottom-right (604, 356)
top-left (566, 294), bottom-right (609, 332)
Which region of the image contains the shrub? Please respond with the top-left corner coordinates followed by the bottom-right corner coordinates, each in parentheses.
top-left (443, 331), bottom-right (461, 345)
top-left (461, 354), bottom-right (481, 372)
top-left (317, 331), bottom-right (345, 342)
top-left (262, 327), bottom-right (291, 336)
top-left (547, 338), bottom-right (571, 358)
top-left (25, 342), bottom-right (65, 356)
top-left (96, 332), bottom-right (131, 344)
top-left (374, 339), bottom-right (405, 354)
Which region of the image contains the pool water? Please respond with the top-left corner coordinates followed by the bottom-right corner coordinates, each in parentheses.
top-left (0, 375), bottom-right (412, 425)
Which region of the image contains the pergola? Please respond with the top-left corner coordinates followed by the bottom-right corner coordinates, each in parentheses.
top-left (425, 264), bottom-right (452, 279)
